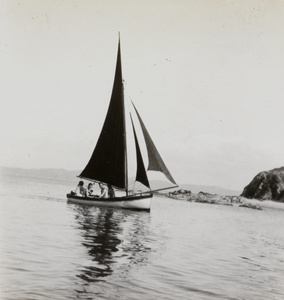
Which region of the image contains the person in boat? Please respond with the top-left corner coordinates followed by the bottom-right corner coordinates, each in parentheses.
top-left (87, 183), bottom-right (94, 197)
top-left (75, 180), bottom-right (87, 197)
top-left (107, 184), bottom-right (115, 198)
top-left (98, 183), bottom-right (108, 198)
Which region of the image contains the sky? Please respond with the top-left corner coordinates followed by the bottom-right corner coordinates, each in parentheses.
top-left (1, 0), bottom-right (284, 192)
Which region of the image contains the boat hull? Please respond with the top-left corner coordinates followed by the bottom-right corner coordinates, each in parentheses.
top-left (66, 193), bottom-right (152, 211)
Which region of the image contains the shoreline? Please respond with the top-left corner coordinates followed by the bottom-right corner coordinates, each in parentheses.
top-left (162, 190), bottom-right (284, 210)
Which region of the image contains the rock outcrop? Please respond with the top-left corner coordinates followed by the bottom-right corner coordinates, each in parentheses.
top-left (168, 190), bottom-right (262, 210)
top-left (168, 190), bottom-right (251, 206)
top-left (241, 167), bottom-right (284, 201)
top-left (239, 203), bottom-right (262, 210)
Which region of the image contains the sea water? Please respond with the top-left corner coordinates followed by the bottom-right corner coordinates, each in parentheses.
top-left (0, 174), bottom-right (284, 300)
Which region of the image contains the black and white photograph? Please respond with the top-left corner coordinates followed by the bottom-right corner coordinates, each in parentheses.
top-left (1, 1), bottom-right (284, 299)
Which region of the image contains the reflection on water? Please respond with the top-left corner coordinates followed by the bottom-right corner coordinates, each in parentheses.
top-left (71, 205), bottom-right (153, 297)
top-left (74, 206), bottom-right (122, 281)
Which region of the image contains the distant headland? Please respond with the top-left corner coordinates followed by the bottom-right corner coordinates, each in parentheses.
top-left (0, 166), bottom-right (79, 182)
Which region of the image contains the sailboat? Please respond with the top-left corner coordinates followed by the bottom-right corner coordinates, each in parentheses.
top-left (67, 38), bottom-right (177, 211)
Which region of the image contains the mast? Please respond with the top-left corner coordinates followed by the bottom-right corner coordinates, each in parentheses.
top-left (121, 38), bottom-right (129, 196)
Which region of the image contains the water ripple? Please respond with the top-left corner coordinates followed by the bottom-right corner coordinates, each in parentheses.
top-left (1, 178), bottom-right (284, 300)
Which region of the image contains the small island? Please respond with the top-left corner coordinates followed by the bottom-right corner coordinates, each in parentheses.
top-left (166, 189), bottom-right (262, 210)
top-left (165, 166), bottom-right (284, 211)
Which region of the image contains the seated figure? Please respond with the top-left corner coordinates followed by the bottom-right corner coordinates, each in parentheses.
top-left (98, 183), bottom-right (108, 198)
top-left (107, 184), bottom-right (115, 198)
top-left (75, 180), bottom-right (87, 197)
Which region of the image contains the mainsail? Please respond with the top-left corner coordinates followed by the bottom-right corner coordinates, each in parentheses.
top-left (79, 41), bottom-right (127, 189)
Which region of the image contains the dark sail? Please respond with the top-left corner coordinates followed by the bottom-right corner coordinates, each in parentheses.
top-left (132, 103), bottom-right (177, 185)
top-left (130, 115), bottom-right (150, 188)
top-left (79, 41), bottom-right (127, 189)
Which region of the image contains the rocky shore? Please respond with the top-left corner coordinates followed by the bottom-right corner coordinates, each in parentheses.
top-left (241, 166), bottom-right (284, 201)
top-left (166, 189), bottom-right (262, 210)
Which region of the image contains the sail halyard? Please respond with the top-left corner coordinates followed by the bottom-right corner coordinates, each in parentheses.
top-left (132, 102), bottom-right (177, 187)
top-left (79, 39), bottom-right (128, 190)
